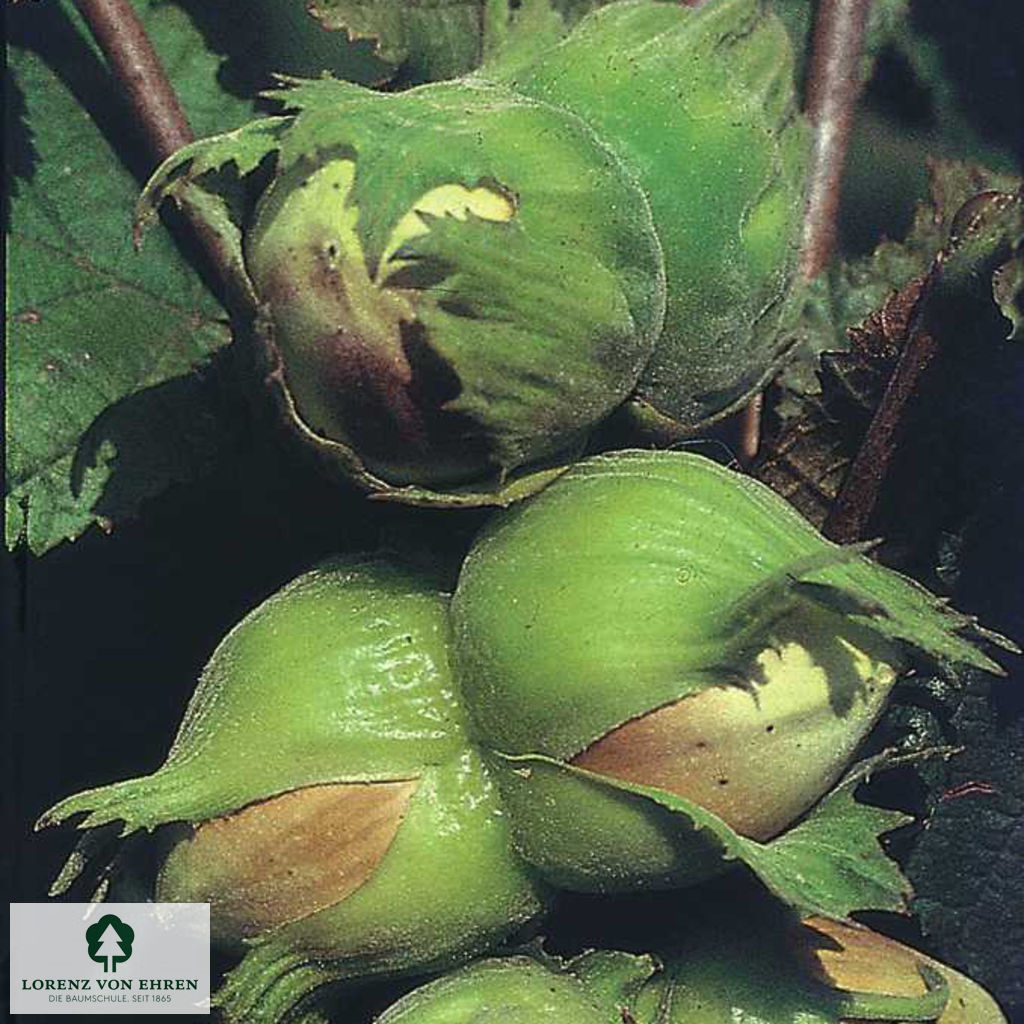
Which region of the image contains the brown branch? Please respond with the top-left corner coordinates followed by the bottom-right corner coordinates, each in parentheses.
top-left (72, 0), bottom-right (252, 315)
top-left (73, 0), bottom-right (193, 161)
top-left (752, 3), bottom-right (870, 484)
top-left (737, 392), bottom-right (763, 465)
top-left (800, 0), bottom-right (872, 281)
top-left (822, 272), bottom-right (935, 544)
top-left (822, 338), bottom-right (937, 544)
top-left (822, 189), bottom-right (1022, 544)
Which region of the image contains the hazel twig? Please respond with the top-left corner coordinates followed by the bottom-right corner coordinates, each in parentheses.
top-left (73, 0), bottom-right (193, 161)
top-left (73, 0), bottom-right (250, 312)
top-left (800, 0), bottom-right (872, 281)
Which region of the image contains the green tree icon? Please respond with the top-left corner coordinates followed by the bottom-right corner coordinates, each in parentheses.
top-left (85, 914), bottom-right (134, 973)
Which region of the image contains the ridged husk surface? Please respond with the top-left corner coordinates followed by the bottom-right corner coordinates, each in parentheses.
top-left (40, 557), bottom-right (547, 1022)
top-left (452, 450), bottom-right (1006, 890)
top-left (245, 79), bottom-right (665, 496)
top-left (490, 0), bottom-right (810, 432)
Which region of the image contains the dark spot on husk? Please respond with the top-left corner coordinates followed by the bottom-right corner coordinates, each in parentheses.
top-left (437, 298), bottom-right (478, 319)
top-left (383, 261), bottom-right (452, 291)
top-left (308, 319), bottom-right (492, 486)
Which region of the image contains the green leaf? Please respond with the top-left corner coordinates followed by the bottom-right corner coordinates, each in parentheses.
top-left (307, 0), bottom-right (602, 84)
top-left (122, 1), bottom-right (256, 140)
top-left (733, 757), bottom-right (914, 918)
top-left (5, 0), bottom-right (257, 554)
top-left (133, 116), bottom-right (289, 278)
top-left (500, 753), bottom-right (913, 921)
top-left (309, 0), bottom-right (491, 82)
top-left (208, 0), bottom-right (394, 85)
top-left (400, 213), bottom-right (635, 470)
top-left (479, 0), bottom-right (606, 77)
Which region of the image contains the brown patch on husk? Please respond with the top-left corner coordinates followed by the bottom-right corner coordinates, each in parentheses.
top-left (570, 694), bottom-right (788, 839)
top-left (805, 917), bottom-right (932, 998)
top-left (157, 779), bottom-right (419, 940)
top-left (801, 918), bottom-right (1007, 1024)
top-left (571, 618), bottom-right (899, 842)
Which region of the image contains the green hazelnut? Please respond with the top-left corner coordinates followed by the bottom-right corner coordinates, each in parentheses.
top-left (374, 955), bottom-right (634, 1024)
top-left (375, 948), bottom-right (655, 1024)
top-left (451, 450), bottom-right (1006, 892)
top-left (634, 895), bottom-right (1006, 1024)
top-left (39, 556), bottom-right (547, 1023)
top-left (244, 80), bottom-right (664, 500)
top-left (139, 0), bottom-right (811, 505)
top-left (370, 893), bottom-right (1007, 1024)
top-left (489, 0), bottom-right (810, 432)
